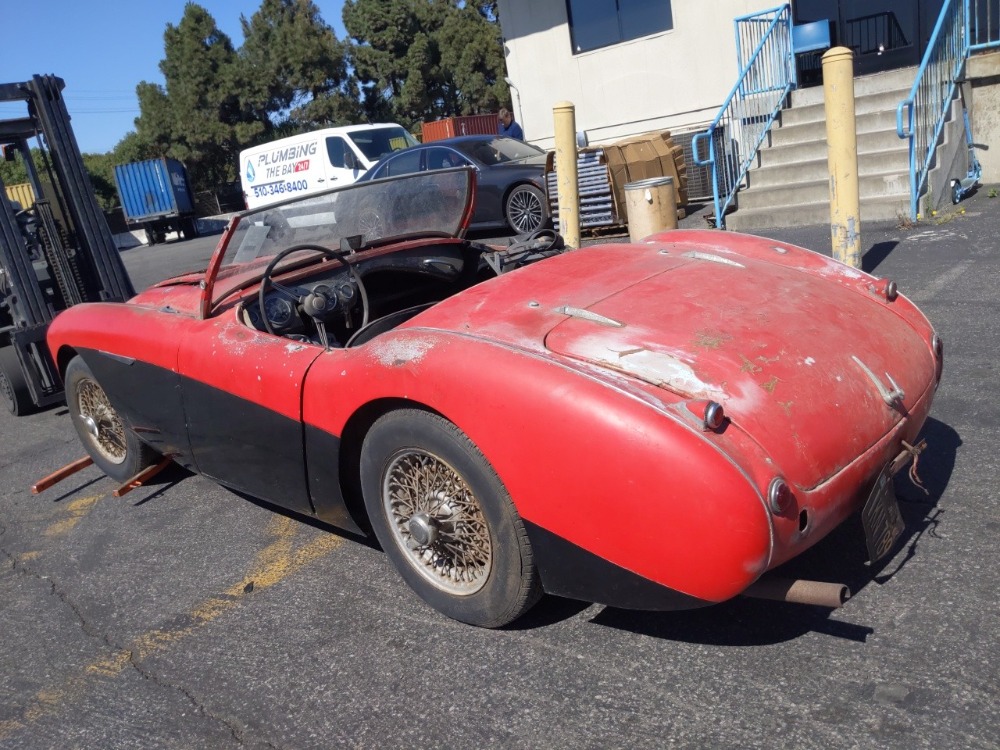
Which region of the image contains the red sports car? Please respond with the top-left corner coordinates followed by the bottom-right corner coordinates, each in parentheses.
top-left (46, 169), bottom-right (942, 627)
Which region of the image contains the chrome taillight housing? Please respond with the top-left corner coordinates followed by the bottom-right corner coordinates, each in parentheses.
top-left (767, 477), bottom-right (792, 514)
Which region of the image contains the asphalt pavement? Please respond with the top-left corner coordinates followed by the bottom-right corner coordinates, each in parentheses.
top-left (1, 190), bottom-right (998, 749)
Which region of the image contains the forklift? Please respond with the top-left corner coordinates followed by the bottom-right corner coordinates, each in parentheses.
top-left (0, 75), bottom-right (134, 415)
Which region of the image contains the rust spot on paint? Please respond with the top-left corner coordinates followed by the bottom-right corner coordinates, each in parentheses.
top-left (694, 330), bottom-right (730, 350)
top-left (740, 355), bottom-right (762, 374)
top-left (761, 375), bottom-right (779, 393)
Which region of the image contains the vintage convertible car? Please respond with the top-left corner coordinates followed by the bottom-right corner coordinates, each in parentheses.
top-left (46, 169), bottom-right (942, 627)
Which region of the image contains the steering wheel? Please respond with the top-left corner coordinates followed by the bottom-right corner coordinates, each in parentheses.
top-left (257, 243), bottom-right (370, 343)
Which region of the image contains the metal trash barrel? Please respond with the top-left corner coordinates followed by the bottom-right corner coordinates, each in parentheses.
top-left (624, 176), bottom-right (677, 242)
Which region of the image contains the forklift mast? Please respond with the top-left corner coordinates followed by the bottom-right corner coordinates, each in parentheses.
top-left (0, 75), bottom-right (135, 415)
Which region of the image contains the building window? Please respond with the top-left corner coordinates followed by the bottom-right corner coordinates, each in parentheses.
top-left (566, 0), bottom-right (673, 53)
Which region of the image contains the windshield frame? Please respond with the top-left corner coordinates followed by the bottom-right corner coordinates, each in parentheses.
top-left (200, 168), bottom-right (476, 318)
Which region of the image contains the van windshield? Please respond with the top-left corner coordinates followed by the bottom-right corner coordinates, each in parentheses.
top-left (349, 126), bottom-right (418, 162)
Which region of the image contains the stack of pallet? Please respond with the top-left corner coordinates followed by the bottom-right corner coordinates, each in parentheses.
top-left (544, 130), bottom-right (688, 235)
top-left (544, 149), bottom-right (616, 232)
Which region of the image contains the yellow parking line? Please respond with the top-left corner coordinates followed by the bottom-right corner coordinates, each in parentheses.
top-left (0, 515), bottom-right (342, 739)
top-left (43, 495), bottom-right (103, 538)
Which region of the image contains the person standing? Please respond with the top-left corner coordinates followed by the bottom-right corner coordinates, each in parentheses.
top-left (498, 108), bottom-right (524, 140)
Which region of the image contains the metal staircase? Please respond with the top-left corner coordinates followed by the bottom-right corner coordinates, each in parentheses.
top-left (727, 67), bottom-right (914, 231)
top-left (696, 0), bottom-right (999, 231)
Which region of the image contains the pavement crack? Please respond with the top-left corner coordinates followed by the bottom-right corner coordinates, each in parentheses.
top-left (123, 652), bottom-right (281, 750)
top-left (0, 544), bottom-right (109, 643)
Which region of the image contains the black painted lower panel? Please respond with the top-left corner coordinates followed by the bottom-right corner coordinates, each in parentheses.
top-left (523, 521), bottom-right (711, 611)
top-left (83, 348), bottom-right (361, 533)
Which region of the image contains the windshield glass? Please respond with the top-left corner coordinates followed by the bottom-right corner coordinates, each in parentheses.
top-left (209, 169), bottom-right (472, 307)
top-left (456, 137), bottom-right (545, 165)
top-left (349, 126), bottom-right (419, 162)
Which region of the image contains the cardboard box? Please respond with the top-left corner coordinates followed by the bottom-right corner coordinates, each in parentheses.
top-left (602, 130), bottom-right (688, 219)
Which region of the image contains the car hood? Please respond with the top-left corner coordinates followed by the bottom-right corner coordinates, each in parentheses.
top-left (422, 234), bottom-right (936, 489)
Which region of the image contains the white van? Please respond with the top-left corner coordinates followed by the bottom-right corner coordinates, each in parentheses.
top-left (239, 124), bottom-right (418, 209)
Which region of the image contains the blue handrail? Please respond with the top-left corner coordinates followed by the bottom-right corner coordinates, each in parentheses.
top-left (896, 0), bottom-right (969, 220)
top-left (897, 0), bottom-right (1000, 220)
top-left (693, 5), bottom-right (794, 229)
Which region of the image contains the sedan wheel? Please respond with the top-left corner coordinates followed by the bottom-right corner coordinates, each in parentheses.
top-left (361, 409), bottom-right (542, 627)
top-left (504, 184), bottom-right (547, 234)
top-left (65, 356), bottom-right (157, 482)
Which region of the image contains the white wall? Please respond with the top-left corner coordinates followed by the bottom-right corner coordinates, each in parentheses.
top-left (497, 0), bottom-right (775, 148)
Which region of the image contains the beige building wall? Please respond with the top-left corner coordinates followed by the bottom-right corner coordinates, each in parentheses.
top-left (496, 0), bottom-right (775, 148)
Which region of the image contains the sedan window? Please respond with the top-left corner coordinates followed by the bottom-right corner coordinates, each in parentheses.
top-left (426, 148), bottom-right (468, 171)
top-left (385, 149), bottom-right (423, 177)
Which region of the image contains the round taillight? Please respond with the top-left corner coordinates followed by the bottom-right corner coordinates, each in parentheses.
top-left (768, 477), bottom-right (791, 514)
top-left (704, 401), bottom-right (725, 430)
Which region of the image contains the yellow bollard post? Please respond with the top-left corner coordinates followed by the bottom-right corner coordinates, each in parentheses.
top-left (822, 47), bottom-right (861, 268)
top-left (553, 101), bottom-right (580, 248)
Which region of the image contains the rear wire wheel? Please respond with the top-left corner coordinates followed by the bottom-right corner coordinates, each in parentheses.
top-left (65, 356), bottom-right (157, 482)
top-left (360, 409), bottom-right (542, 627)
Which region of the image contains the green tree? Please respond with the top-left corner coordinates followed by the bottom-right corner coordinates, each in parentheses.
top-left (238, 0), bottom-right (360, 136)
top-left (134, 3), bottom-right (245, 190)
top-left (342, 0), bottom-right (510, 128)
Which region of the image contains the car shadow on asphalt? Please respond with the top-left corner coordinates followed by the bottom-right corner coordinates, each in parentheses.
top-left (564, 417), bottom-right (960, 644)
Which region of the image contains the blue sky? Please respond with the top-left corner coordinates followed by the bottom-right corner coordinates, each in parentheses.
top-left (2, 0), bottom-right (347, 154)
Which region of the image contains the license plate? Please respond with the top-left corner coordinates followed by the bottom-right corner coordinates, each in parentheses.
top-left (861, 464), bottom-right (905, 563)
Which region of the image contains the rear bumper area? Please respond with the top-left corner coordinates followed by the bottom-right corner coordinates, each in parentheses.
top-left (766, 380), bottom-right (937, 569)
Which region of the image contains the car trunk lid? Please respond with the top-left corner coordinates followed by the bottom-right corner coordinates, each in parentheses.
top-left (543, 251), bottom-right (934, 489)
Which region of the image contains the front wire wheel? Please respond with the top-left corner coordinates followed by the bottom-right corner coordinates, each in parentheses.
top-left (74, 377), bottom-right (128, 465)
top-left (65, 356), bottom-right (158, 482)
top-left (361, 410), bottom-right (542, 627)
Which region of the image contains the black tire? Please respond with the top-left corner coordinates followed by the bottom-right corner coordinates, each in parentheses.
top-left (144, 225), bottom-right (157, 246)
top-left (181, 217), bottom-right (200, 239)
top-left (64, 356), bottom-right (157, 482)
top-left (0, 346), bottom-right (35, 416)
top-left (360, 409), bottom-right (542, 627)
top-left (504, 184), bottom-right (547, 234)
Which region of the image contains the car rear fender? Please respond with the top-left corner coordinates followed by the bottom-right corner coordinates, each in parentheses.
top-left (302, 329), bottom-right (774, 604)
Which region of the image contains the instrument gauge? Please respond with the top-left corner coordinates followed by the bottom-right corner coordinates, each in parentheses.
top-left (265, 295), bottom-right (295, 327)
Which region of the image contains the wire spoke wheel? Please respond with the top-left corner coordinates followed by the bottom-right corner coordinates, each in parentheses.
top-left (382, 449), bottom-right (493, 595)
top-left (74, 378), bottom-right (128, 465)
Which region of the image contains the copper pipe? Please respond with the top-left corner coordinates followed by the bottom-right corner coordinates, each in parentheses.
top-left (31, 456), bottom-right (94, 494)
top-left (742, 577), bottom-right (850, 608)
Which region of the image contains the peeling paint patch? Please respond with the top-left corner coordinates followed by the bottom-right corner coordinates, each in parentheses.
top-left (370, 336), bottom-right (434, 367)
top-left (778, 400), bottom-right (794, 415)
top-left (804, 357), bottom-right (816, 366)
top-left (761, 375), bottom-right (779, 393)
top-left (285, 343), bottom-right (307, 353)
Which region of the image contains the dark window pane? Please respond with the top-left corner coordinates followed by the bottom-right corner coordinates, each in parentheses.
top-left (326, 137), bottom-right (347, 168)
top-left (567, 0), bottom-right (621, 53)
top-left (385, 149), bottom-right (422, 177)
top-left (619, 0), bottom-right (672, 42)
top-left (426, 148), bottom-right (466, 170)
